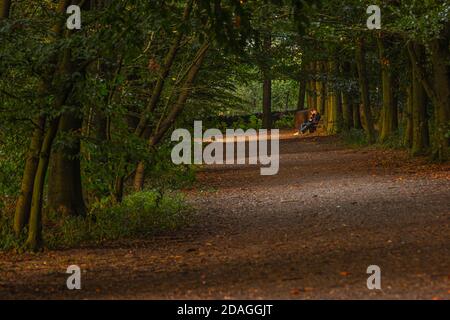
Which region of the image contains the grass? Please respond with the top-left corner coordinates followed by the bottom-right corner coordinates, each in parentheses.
top-left (0, 190), bottom-right (191, 251)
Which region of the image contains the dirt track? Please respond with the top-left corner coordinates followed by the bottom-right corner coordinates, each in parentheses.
top-left (1, 132), bottom-right (449, 299)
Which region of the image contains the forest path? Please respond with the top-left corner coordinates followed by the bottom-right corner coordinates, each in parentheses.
top-left (1, 132), bottom-right (449, 299)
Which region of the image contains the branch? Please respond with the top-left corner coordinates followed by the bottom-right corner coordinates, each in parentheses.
top-left (149, 41), bottom-right (210, 147)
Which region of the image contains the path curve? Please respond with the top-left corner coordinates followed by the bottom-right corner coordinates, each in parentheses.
top-left (1, 133), bottom-right (449, 299)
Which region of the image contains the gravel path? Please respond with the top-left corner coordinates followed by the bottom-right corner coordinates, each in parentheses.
top-left (1, 132), bottom-right (449, 299)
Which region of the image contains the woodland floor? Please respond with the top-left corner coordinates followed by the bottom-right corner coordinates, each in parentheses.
top-left (1, 131), bottom-right (449, 299)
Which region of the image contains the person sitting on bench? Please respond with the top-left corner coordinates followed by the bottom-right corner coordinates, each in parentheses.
top-left (299, 110), bottom-right (320, 134)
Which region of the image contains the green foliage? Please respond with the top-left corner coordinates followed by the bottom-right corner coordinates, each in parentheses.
top-left (340, 129), bottom-right (368, 147)
top-left (232, 115), bottom-right (262, 130)
top-left (341, 129), bottom-right (406, 151)
top-left (445, 121), bottom-right (450, 139)
top-left (234, 78), bottom-right (300, 115)
top-left (274, 114), bottom-right (294, 129)
top-left (0, 191), bottom-right (190, 251)
top-left (0, 213), bottom-right (24, 251)
top-left (378, 131), bottom-right (405, 150)
top-left (0, 130), bottom-right (27, 197)
top-left (145, 143), bottom-right (197, 190)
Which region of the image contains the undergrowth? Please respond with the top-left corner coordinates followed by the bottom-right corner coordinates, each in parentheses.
top-left (0, 190), bottom-right (191, 251)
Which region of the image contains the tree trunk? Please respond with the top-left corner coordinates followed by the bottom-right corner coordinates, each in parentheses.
top-left (318, 61), bottom-right (327, 116)
top-left (355, 38), bottom-right (376, 143)
top-left (297, 79), bottom-right (306, 110)
top-left (262, 32), bottom-right (272, 129)
top-left (326, 61), bottom-right (340, 134)
top-left (410, 43), bottom-right (430, 155)
top-left (262, 77), bottom-right (272, 129)
top-left (429, 25), bottom-right (450, 161)
top-left (341, 91), bottom-right (352, 130)
top-left (133, 161), bottom-right (146, 192)
top-left (132, 42), bottom-right (210, 192)
top-left (25, 118), bottom-right (60, 251)
top-left (403, 84), bottom-right (413, 148)
top-left (15, 0), bottom-right (73, 247)
top-left (377, 35), bottom-right (397, 142)
top-left (0, 0), bottom-right (11, 19)
top-left (134, 0), bottom-right (194, 137)
top-left (306, 80), bottom-right (313, 109)
top-left (353, 104), bottom-right (362, 129)
top-left (310, 62), bottom-right (318, 111)
top-left (113, 175), bottom-right (124, 203)
top-left (14, 117), bottom-right (46, 234)
top-left (47, 111), bottom-right (86, 217)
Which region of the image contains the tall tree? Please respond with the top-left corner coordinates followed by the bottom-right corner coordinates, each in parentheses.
top-left (377, 34), bottom-right (398, 142)
top-left (408, 43), bottom-right (430, 156)
top-left (355, 38), bottom-right (376, 143)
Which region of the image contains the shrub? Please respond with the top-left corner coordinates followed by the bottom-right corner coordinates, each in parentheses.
top-left (0, 191), bottom-right (191, 251)
top-left (274, 114), bottom-right (294, 129)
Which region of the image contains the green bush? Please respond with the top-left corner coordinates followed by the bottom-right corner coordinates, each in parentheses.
top-left (247, 115), bottom-right (262, 130)
top-left (0, 131), bottom-right (27, 197)
top-left (0, 191), bottom-right (191, 251)
top-left (0, 213), bottom-right (23, 251)
top-left (274, 114), bottom-right (294, 129)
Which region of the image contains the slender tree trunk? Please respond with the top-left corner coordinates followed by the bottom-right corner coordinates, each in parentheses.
top-left (326, 61), bottom-right (340, 134)
top-left (25, 34), bottom-right (76, 250)
top-left (0, 0), bottom-right (11, 19)
top-left (262, 32), bottom-right (272, 129)
top-left (409, 43), bottom-right (430, 155)
top-left (404, 84), bottom-right (413, 148)
top-left (353, 103), bottom-right (362, 129)
top-left (14, 117), bottom-right (46, 234)
top-left (13, 0), bottom-right (71, 236)
top-left (314, 61), bottom-right (322, 111)
top-left (134, 0), bottom-right (194, 137)
top-left (429, 25), bottom-right (450, 161)
top-left (133, 161), bottom-right (146, 192)
top-left (310, 62), bottom-right (318, 111)
top-left (151, 43), bottom-right (209, 145)
top-left (306, 80), bottom-right (312, 109)
top-left (318, 61), bottom-right (327, 116)
top-left (133, 42), bottom-right (210, 191)
top-left (355, 38), bottom-right (376, 143)
top-left (113, 175), bottom-right (124, 203)
top-left (377, 35), bottom-right (397, 142)
top-left (392, 75), bottom-right (399, 130)
top-left (14, 0), bottom-right (72, 247)
top-left (315, 61), bottom-right (323, 115)
top-left (297, 79), bottom-right (306, 110)
top-left (341, 92), bottom-right (353, 130)
top-left (262, 77), bottom-right (272, 128)
top-left (25, 118), bottom-right (60, 251)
